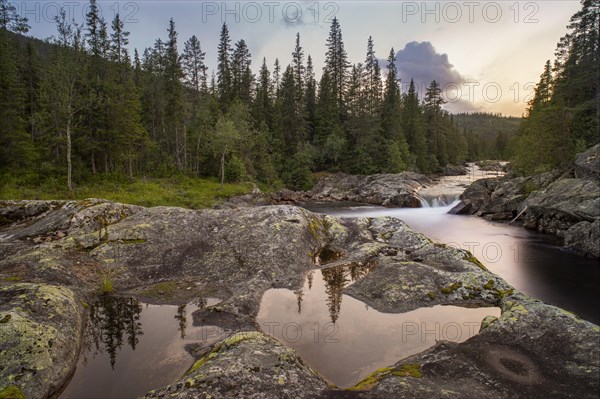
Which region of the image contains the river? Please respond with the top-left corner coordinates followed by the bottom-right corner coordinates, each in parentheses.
top-left (301, 172), bottom-right (599, 325)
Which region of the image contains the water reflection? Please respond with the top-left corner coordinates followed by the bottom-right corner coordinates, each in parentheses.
top-left (174, 298), bottom-right (211, 339)
top-left (321, 262), bottom-right (375, 323)
top-left (61, 297), bottom-right (223, 399)
top-left (302, 202), bottom-right (600, 324)
top-left (257, 268), bottom-right (500, 388)
top-left (86, 296), bottom-right (143, 369)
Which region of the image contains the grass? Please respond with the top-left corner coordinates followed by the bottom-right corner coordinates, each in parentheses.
top-left (0, 175), bottom-right (255, 209)
top-left (100, 276), bottom-right (114, 294)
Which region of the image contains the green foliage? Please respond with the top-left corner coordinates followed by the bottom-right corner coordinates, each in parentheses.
top-left (1, 3), bottom-right (503, 195)
top-left (512, 1), bottom-right (599, 175)
top-left (225, 155), bottom-right (246, 182)
top-left (0, 175), bottom-right (253, 209)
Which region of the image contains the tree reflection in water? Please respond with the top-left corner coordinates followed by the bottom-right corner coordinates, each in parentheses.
top-left (85, 296), bottom-right (143, 369)
top-left (174, 297), bottom-right (209, 339)
top-left (320, 261), bottom-right (376, 324)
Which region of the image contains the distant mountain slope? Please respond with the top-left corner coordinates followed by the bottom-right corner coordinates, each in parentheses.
top-left (452, 112), bottom-right (522, 160)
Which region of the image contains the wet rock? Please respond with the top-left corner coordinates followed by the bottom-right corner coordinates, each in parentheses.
top-left (448, 200), bottom-right (472, 215)
top-left (484, 211), bottom-right (514, 221)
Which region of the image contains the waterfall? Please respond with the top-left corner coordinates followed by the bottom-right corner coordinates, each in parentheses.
top-left (419, 194), bottom-right (460, 208)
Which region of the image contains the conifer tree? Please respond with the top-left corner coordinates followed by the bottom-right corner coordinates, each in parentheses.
top-left (217, 23), bottom-right (232, 109)
top-left (0, 0), bottom-right (35, 172)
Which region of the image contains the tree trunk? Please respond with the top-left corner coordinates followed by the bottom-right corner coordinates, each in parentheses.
top-left (128, 150), bottom-right (133, 180)
top-left (183, 121), bottom-right (187, 170)
top-left (195, 129), bottom-right (203, 175)
top-left (220, 151), bottom-right (225, 189)
top-left (66, 112), bottom-right (73, 192)
top-left (91, 152), bottom-right (96, 174)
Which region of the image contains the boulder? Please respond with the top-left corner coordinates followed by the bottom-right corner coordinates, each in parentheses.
top-left (442, 164), bottom-right (468, 176)
top-left (303, 172), bottom-right (430, 207)
top-left (563, 220), bottom-right (600, 258)
top-left (574, 144), bottom-right (600, 179)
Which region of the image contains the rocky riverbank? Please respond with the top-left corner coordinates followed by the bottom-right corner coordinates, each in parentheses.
top-left (449, 144), bottom-right (600, 258)
top-left (0, 199), bottom-right (598, 398)
top-left (217, 171), bottom-right (431, 209)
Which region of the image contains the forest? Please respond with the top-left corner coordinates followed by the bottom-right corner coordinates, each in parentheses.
top-left (0, 0), bottom-right (510, 195)
top-left (0, 0), bottom-right (597, 196)
top-left (512, 0), bottom-right (599, 174)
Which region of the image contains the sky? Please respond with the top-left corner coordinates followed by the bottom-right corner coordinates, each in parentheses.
top-left (19, 0), bottom-right (582, 116)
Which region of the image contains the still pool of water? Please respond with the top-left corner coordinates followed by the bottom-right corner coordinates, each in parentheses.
top-left (257, 264), bottom-right (501, 388)
top-left (302, 201), bottom-right (600, 324)
top-left (59, 297), bottom-right (222, 399)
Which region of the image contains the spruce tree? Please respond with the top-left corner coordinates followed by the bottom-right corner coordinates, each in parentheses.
top-left (381, 48), bottom-right (410, 172)
top-left (164, 18), bottom-right (186, 170)
top-left (217, 23), bottom-right (232, 109)
top-left (324, 17), bottom-right (349, 114)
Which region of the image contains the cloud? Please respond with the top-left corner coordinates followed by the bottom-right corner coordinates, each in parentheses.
top-left (391, 41), bottom-right (466, 87)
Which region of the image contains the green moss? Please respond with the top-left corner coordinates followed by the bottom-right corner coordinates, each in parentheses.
top-left (427, 291), bottom-right (437, 300)
top-left (391, 364), bottom-right (422, 378)
top-left (494, 288), bottom-right (515, 300)
top-left (100, 276), bottom-right (114, 294)
top-left (2, 276), bottom-right (22, 282)
top-left (306, 216), bottom-right (326, 242)
top-left (140, 281), bottom-right (178, 298)
top-left (348, 367), bottom-right (393, 390)
top-left (483, 280), bottom-right (495, 290)
top-left (0, 385), bottom-right (26, 399)
top-left (0, 314), bottom-right (11, 323)
top-left (188, 355), bottom-right (209, 375)
top-left (463, 253), bottom-right (486, 270)
top-left (441, 282), bottom-right (463, 295)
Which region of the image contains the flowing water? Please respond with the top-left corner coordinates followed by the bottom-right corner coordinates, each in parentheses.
top-left (60, 297), bottom-right (223, 399)
top-left (301, 173), bottom-right (600, 325)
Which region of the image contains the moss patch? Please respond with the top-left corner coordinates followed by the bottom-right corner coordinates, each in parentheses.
top-left (348, 367), bottom-right (393, 391)
top-left (427, 291), bottom-right (437, 300)
top-left (483, 279), bottom-right (495, 290)
top-left (391, 364), bottom-right (423, 378)
top-left (441, 282), bottom-right (463, 294)
top-left (0, 386), bottom-right (26, 399)
top-left (140, 281), bottom-right (179, 298)
top-left (463, 253), bottom-right (486, 270)
top-left (494, 288), bottom-right (515, 300)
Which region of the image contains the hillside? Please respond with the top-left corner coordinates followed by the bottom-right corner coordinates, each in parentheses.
top-left (453, 112), bottom-right (522, 160)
